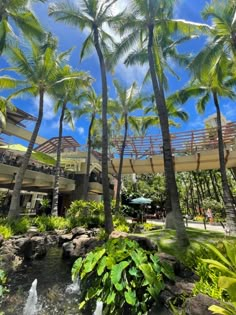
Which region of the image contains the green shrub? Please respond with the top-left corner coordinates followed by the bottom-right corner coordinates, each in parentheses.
top-left (72, 238), bottom-right (174, 315)
top-left (0, 225), bottom-right (12, 239)
top-left (8, 217), bottom-right (31, 235)
top-left (67, 200), bottom-right (104, 228)
top-left (113, 215), bottom-right (130, 232)
top-left (33, 215), bottom-right (70, 232)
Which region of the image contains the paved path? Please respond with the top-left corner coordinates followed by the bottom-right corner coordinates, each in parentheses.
top-left (127, 218), bottom-right (225, 233)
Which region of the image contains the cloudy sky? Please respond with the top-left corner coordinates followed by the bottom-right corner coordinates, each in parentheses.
top-left (1, 0), bottom-right (235, 147)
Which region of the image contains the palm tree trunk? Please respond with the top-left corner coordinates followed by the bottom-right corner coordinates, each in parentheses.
top-left (8, 89), bottom-right (44, 219)
top-left (83, 113), bottom-right (95, 201)
top-left (115, 113), bottom-right (128, 212)
top-left (52, 101), bottom-right (66, 216)
top-left (213, 92), bottom-right (236, 234)
top-left (209, 170), bottom-right (221, 202)
top-left (147, 24), bottom-right (189, 247)
top-left (93, 26), bottom-right (113, 235)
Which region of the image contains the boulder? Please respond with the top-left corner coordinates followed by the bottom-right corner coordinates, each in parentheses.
top-left (46, 233), bottom-right (59, 246)
top-left (109, 231), bottom-right (157, 251)
top-left (14, 237), bottom-right (33, 260)
top-left (62, 236), bottom-right (104, 261)
top-left (62, 241), bottom-right (75, 259)
top-left (58, 233), bottom-right (73, 246)
top-left (31, 236), bottom-right (47, 259)
top-left (0, 234), bottom-right (4, 246)
top-left (185, 294), bottom-right (220, 315)
top-left (71, 227), bottom-right (87, 237)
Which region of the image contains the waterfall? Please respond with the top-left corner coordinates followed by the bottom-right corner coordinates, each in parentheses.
top-left (23, 279), bottom-right (39, 315)
top-left (65, 277), bottom-right (81, 294)
top-left (93, 301), bottom-right (103, 315)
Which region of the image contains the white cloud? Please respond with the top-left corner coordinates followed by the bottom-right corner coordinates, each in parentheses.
top-left (78, 127), bottom-right (85, 135)
top-left (115, 63), bottom-right (148, 86)
top-left (34, 93), bottom-right (56, 120)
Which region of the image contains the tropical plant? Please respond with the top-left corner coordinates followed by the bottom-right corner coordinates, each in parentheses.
top-left (49, 0), bottom-right (119, 234)
top-left (32, 215), bottom-right (70, 232)
top-left (72, 238), bottom-right (174, 314)
top-left (51, 65), bottom-right (92, 215)
top-left (0, 0), bottom-right (45, 55)
top-left (114, 0), bottom-right (209, 247)
top-left (74, 88), bottom-right (102, 201)
top-left (202, 241), bottom-right (236, 300)
top-left (109, 80), bottom-right (145, 212)
top-left (67, 200), bottom-right (105, 228)
top-left (0, 224), bottom-right (12, 239)
top-left (0, 36), bottom-right (79, 219)
top-left (202, 241), bottom-right (236, 315)
top-left (172, 53), bottom-right (236, 233)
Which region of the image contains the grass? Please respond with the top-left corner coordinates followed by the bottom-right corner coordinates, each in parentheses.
top-left (140, 227), bottom-right (236, 258)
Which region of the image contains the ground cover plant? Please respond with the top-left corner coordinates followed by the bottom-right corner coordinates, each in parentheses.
top-left (72, 238), bottom-right (174, 315)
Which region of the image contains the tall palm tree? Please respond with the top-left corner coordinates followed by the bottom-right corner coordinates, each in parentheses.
top-left (109, 80), bottom-right (144, 212)
top-left (0, 0), bottom-right (45, 55)
top-left (49, 0), bottom-right (119, 234)
top-left (0, 39), bottom-right (79, 219)
top-left (51, 65), bottom-right (92, 216)
top-left (74, 88), bottom-right (101, 201)
top-left (114, 0), bottom-right (209, 247)
top-left (172, 55), bottom-right (236, 233)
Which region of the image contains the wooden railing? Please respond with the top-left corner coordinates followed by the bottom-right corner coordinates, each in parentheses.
top-left (111, 122), bottom-right (236, 159)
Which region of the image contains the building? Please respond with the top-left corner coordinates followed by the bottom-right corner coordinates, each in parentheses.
top-left (0, 107), bottom-right (114, 215)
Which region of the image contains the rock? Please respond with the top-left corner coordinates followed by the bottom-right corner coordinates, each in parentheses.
top-left (46, 233), bottom-right (59, 246)
top-left (72, 237), bottom-right (103, 258)
top-left (62, 237), bottom-right (104, 261)
top-left (109, 231), bottom-right (129, 239)
top-left (31, 236), bottom-right (47, 259)
top-left (185, 294), bottom-right (220, 315)
top-left (165, 280), bottom-right (195, 297)
top-left (129, 235), bottom-right (157, 251)
top-left (71, 227), bottom-right (87, 237)
top-left (58, 233), bottom-right (73, 246)
top-left (149, 303), bottom-right (172, 315)
top-left (14, 237), bottom-right (33, 259)
top-left (62, 241), bottom-right (75, 259)
top-left (109, 231), bottom-right (157, 251)
top-left (0, 234), bottom-right (4, 246)
top-left (158, 253), bottom-right (180, 273)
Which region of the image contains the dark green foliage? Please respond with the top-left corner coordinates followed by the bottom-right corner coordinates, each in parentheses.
top-left (67, 200), bottom-right (104, 228)
top-left (32, 215), bottom-right (70, 232)
top-left (72, 238), bottom-right (174, 315)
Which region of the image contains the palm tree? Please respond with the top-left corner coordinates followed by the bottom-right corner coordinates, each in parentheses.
top-left (0, 38), bottom-right (79, 219)
top-left (109, 80), bottom-right (145, 212)
top-left (172, 55), bottom-right (236, 233)
top-left (51, 65), bottom-right (92, 216)
top-left (74, 88), bottom-right (101, 201)
top-left (114, 1), bottom-right (209, 247)
top-left (49, 0), bottom-right (119, 234)
top-left (0, 0), bottom-right (45, 55)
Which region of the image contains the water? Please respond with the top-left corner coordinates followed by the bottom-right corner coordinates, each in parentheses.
top-left (23, 279), bottom-right (40, 315)
top-left (93, 301), bottom-right (103, 315)
top-left (1, 247), bottom-right (81, 315)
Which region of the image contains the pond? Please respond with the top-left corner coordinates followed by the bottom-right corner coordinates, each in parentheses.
top-left (1, 247), bottom-right (81, 315)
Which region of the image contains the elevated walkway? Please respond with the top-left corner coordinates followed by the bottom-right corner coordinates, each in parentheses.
top-left (109, 122), bottom-right (236, 175)
top-left (0, 163), bottom-right (75, 192)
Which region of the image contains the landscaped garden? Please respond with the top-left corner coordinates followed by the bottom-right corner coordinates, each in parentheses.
top-left (1, 0), bottom-right (236, 314)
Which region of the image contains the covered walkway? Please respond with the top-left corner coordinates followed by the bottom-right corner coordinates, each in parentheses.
top-left (109, 122), bottom-right (236, 174)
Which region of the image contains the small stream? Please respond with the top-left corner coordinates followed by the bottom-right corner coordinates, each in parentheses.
top-left (1, 247), bottom-right (81, 315)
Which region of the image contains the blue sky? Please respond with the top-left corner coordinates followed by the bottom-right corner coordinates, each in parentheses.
top-left (1, 0), bottom-right (236, 148)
